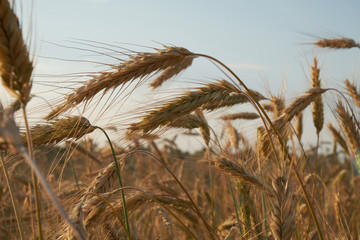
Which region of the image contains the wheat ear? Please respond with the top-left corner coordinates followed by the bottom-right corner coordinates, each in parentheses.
top-left (311, 58), bottom-right (324, 134)
top-left (314, 37), bottom-right (360, 49)
top-left (344, 78), bottom-right (360, 108)
top-left (336, 101), bottom-right (360, 154)
top-left (220, 112), bottom-right (259, 121)
top-left (328, 123), bottom-right (349, 154)
top-left (270, 177), bottom-right (296, 240)
top-left (47, 46), bottom-right (193, 119)
top-left (0, 0), bottom-right (33, 104)
top-left (130, 80), bottom-right (264, 133)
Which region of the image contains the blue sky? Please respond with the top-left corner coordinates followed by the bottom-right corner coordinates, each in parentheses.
top-left (5, 0), bottom-right (360, 149)
top-left (30, 0), bottom-right (360, 92)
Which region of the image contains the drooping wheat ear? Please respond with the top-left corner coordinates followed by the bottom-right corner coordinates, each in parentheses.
top-left (103, 193), bottom-right (196, 224)
top-left (336, 101), bottom-right (360, 154)
top-left (328, 123), bottom-right (349, 154)
top-left (130, 80), bottom-right (264, 133)
top-left (220, 112), bottom-right (259, 121)
top-left (195, 108), bottom-right (210, 146)
top-left (46, 46), bottom-right (194, 119)
top-left (314, 37), bottom-right (360, 49)
top-left (0, 0), bottom-right (33, 105)
top-left (214, 156), bottom-right (273, 194)
top-left (344, 78), bottom-right (360, 108)
top-left (261, 88), bottom-right (327, 157)
top-left (225, 121), bottom-right (239, 149)
top-left (82, 156), bottom-right (125, 201)
top-left (23, 116), bottom-right (96, 146)
top-left (296, 112), bottom-right (303, 140)
top-left (270, 176), bottom-right (296, 240)
top-left (311, 58), bottom-right (324, 134)
top-left (64, 203), bottom-right (88, 240)
top-left (150, 55), bottom-right (194, 89)
top-left (169, 113), bottom-right (205, 129)
top-left (274, 88), bottom-right (327, 131)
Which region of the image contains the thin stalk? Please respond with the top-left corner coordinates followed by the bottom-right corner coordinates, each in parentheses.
top-left (256, 156), bottom-right (268, 238)
top-left (206, 148), bottom-right (215, 230)
top-left (193, 53), bottom-right (324, 240)
top-left (70, 158), bottom-right (80, 191)
top-left (21, 106), bottom-right (43, 240)
top-left (88, 192), bottom-right (131, 239)
top-left (94, 126), bottom-right (130, 237)
top-left (227, 177), bottom-right (243, 238)
top-left (19, 148), bottom-right (86, 240)
top-left (0, 153), bottom-right (25, 240)
top-left (129, 150), bottom-right (217, 239)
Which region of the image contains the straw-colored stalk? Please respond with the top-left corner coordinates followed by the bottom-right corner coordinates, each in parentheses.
top-left (130, 80), bottom-right (264, 133)
top-left (344, 79), bottom-right (360, 108)
top-left (336, 101), bottom-right (360, 154)
top-left (47, 46), bottom-right (194, 119)
top-left (311, 58), bottom-right (324, 134)
top-left (314, 37), bottom-right (360, 49)
top-left (0, 0), bottom-right (33, 105)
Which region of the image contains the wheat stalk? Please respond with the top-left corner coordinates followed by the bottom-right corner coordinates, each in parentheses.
top-left (47, 46), bottom-right (194, 119)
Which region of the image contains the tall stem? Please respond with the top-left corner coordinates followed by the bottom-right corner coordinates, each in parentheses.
top-left (1, 153), bottom-right (25, 240)
top-left (193, 53), bottom-right (324, 240)
top-left (21, 106), bottom-right (43, 240)
top-left (94, 126), bottom-right (130, 238)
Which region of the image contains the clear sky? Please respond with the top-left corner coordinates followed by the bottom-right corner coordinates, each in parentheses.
top-left (5, 0), bottom-right (360, 150)
top-left (28, 0), bottom-right (360, 91)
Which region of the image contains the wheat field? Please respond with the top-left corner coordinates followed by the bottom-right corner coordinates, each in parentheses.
top-left (0, 1), bottom-right (360, 239)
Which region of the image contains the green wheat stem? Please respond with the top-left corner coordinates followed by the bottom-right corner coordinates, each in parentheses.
top-left (94, 126), bottom-right (130, 238)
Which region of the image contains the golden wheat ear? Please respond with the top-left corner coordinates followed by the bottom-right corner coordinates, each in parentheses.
top-left (0, 0), bottom-right (33, 105)
top-left (314, 37), bottom-right (360, 49)
top-left (46, 46), bottom-right (194, 119)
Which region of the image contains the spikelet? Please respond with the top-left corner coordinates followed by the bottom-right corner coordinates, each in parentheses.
top-left (270, 177), bottom-right (296, 240)
top-left (150, 55), bottom-right (194, 89)
top-left (336, 101), bottom-right (360, 154)
top-left (195, 108), bottom-right (210, 146)
top-left (0, 0), bottom-right (33, 105)
top-left (314, 37), bottom-right (360, 49)
top-left (23, 116), bottom-right (96, 146)
top-left (130, 80), bottom-right (265, 133)
top-left (311, 58), bottom-right (324, 134)
top-left (220, 112), bottom-right (259, 121)
top-left (344, 78), bottom-right (360, 108)
top-left (225, 121), bottom-right (239, 149)
top-left (296, 112), bottom-right (303, 140)
top-left (47, 46), bottom-right (194, 119)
